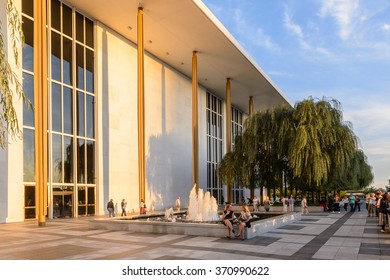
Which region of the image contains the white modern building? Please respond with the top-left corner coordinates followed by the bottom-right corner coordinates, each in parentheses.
top-left (0, 0), bottom-right (290, 223)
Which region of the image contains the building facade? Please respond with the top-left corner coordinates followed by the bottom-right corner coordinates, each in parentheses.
top-left (0, 0), bottom-right (290, 223)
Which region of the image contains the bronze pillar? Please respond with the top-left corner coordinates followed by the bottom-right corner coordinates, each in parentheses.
top-left (137, 7), bottom-right (146, 202)
top-left (34, 0), bottom-right (48, 226)
top-left (226, 78), bottom-right (232, 202)
top-left (192, 51), bottom-right (199, 192)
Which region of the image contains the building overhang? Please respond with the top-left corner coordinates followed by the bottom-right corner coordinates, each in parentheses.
top-left (62, 0), bottom-right (292, 114)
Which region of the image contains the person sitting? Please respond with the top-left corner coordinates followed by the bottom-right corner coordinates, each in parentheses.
top-left (221, 204), bottom-right (236, 238)
top-left (235, 204), bottom-right (252, 240)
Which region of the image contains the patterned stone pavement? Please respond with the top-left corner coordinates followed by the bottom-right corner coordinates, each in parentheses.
top-left (0, 208), bottom-right (389, 260)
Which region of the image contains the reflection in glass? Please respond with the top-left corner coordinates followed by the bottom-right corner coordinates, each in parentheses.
top-left (23, 128), bottom-right (35, 182)
top-left (62, 4), bottom-right (72, 37)
top-left (51, 0), bottom-right (60, 31)
top-left (63, 194), bottom-right (73, 217)
top-left (78, 187), bottom-right (86, 215)
top-left (87, 141), bottom-right (95, 184)
top-left (22, 16), bottom-right (34, 72)
top-left (77, 91), bottom-right (85, 136)
top-left (78, 205), bottom-right (86, 216)
top-left (86, 18), bottom-right (94, 48)
top-left (25, 185), bottom-right (35, 206)
top-left (88, 187), bottom-right (95, 204)
top-left (25, 208), bottom-right (36, 219)
top-left (77, 139), bottom-right (85, 183)
top-left (86, 95), bottom-right (94, 138)
top-left (63, 87), bottom-right (73, 134)
top-left (76, 44), bottom-right (84, 90)
top-left (63, 37), bottom-right (72, 85)
top-left (64, 136), bottom-right (73, 183)
top-left (87, 205), bottom-right (95, 215)
top-left (78, 187), bottom-right (86, 204)
top-left (51, 31), bottom-right (61, 81)
top-left (86, 49), bottom-right (94, 93)
top-left (52, 134), bottom-right (62, 183)
top-left (76, 12), bottom-right (84, 43)
top-left (51, 83), bottom-right (61, 132)
top-left (22, 0), bottom-right (33, 17)
top-left (23, 73), bottom-right (34, 127)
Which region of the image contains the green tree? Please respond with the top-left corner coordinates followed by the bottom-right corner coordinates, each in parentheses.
top-left (0, 0), bottom-right (25, 148)
top-left (288, 98), bottom-right (357, 189)
top-left (219, 106), bottom-right (292, 201)
top-left (218, 97), bottom-right (360, 202)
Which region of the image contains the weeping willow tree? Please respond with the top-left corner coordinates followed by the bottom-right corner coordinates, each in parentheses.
top-left (288, 98), bottom-right (358, 193)
top-left (0, 0), bottom-right (25, 148)
top-left (345, 149), bottom-right (373, 189)
top-left (219, 97), bottom-right (361, 203)
top-left (219, 105), bottom-right (291, 202)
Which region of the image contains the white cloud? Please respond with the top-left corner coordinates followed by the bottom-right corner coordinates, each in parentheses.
top-left (383, 23), bottom-right (390, 31)
top-left (283, 10), bottom-right (336, 60)
top-left (319, 0), bottom-right (361, 40)
top-left (283, 12), bottom-right (310, 50)
top-left (233, 9), bottom-right (280, 52)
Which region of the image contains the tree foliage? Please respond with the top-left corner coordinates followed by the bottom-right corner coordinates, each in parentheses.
top-left (0, 0), bottom-right (25, 148)
top-left (218, 97), bottom-right (373, 198)
top-left (288, 97), bottom-right (358, 187)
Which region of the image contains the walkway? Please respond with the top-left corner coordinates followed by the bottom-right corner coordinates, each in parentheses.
top-left (0, 208), bottom-right (389, 260)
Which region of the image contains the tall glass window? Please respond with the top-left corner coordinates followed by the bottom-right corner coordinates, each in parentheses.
top-left (22, 0), bottom-right (95, 219)
top-left (206, 92), bottom-right (223, 204)
top-left (49, 0), bottom-right (96, 217)
top-left (22, 0), bottom-right (36, 219)
top-left (231, 107), bottom-right (244, 204)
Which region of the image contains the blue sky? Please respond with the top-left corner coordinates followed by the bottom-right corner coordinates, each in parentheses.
top-left (203, 0), bottom-right (390, 189)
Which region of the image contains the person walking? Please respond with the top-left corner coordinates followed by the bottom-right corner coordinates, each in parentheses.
top-left (175, 196), bottom-right (181, 212)
top-left (140, 199), bottom-right (147, 214)
top-left (281, 196), bottom-right (288, 212)
top-left (107, 198), bottom-right (115, 217)
top-left (379, 193), bottom-right (389, 233)
top-left (121, 199), bottom-right (127, 216)
top-left (252, 196), bottom-right (259, 212)
top-left (342, 196), bottom-right (349, 211)
top-left (288, 195), bottom-right (295, 212)
top-left (301, 196), bottom-right (309, 214)
top-left (349, 194), bottom-right (356, 212)
top-left (367, 193), bottom-right (376, 217)
top-left (355, 195), bottom-right (361, 212)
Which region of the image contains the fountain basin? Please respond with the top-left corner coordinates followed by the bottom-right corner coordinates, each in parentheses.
top-left (89, 211), bottom-right (301, 239)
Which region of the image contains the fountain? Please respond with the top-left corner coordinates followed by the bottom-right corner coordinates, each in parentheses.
top-left (89, 184), bottom-right (301, 239)
top-left (187, 185), bottom-right (219, 222)
top-left (164, 207), bottom-right (176, 222)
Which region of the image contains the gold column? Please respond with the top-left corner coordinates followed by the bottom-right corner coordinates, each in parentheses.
top-left (249, 96), bottom-right (253, 116)
top-left (192, 51), bottom-right (199, 192)
top-left (34, 0), bottom-right (48, 226)
top-left (137, 7), bottom-right (146, 202)
top-left (225, 78), bottom-right (232, 203)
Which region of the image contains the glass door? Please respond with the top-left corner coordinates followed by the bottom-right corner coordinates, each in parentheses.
top-left (53, 186), bottom-right (74, 218)
top-left (77, 186), bottom-right (95, 216)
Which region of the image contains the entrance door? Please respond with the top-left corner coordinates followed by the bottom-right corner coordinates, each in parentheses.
top-left (53, 192), bottom-right (73, 218)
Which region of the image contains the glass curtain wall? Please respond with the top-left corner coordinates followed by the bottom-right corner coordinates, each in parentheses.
top-left (49, 0), bottom-right (95, 218)
top-left (231, 107), bottom-right (243, 204)
top-left (22, 0), bottom-right (96, 219)
top-left (206, 92), bottom-right (223, 204)
top-left (22, 0), bottom-right (36, 219)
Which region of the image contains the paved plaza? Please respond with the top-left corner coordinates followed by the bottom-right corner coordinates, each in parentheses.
top-left (0, 207), bottom-right (389, 260)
